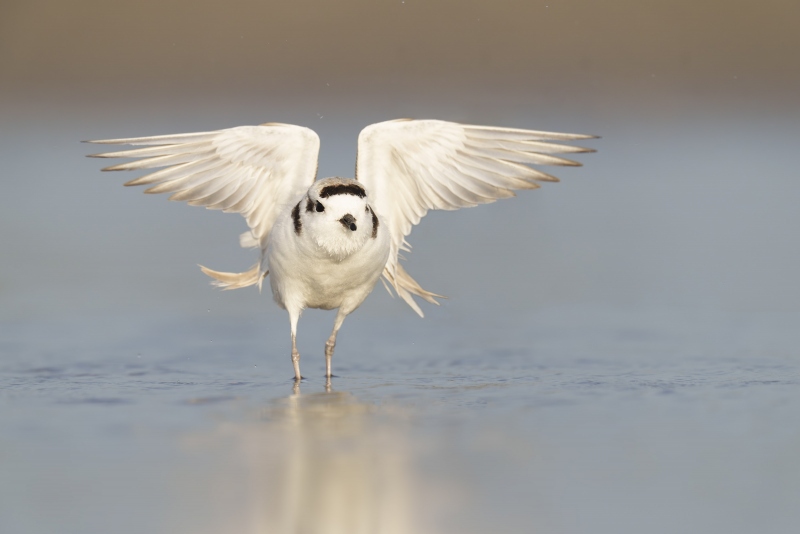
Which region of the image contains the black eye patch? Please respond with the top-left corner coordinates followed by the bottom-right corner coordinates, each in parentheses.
top-left (292, 202), bottom-right (302, 235)
top-left (315, 201), bottom-right (325, 212)
top-left (368, 205), bottom-right (379, 239)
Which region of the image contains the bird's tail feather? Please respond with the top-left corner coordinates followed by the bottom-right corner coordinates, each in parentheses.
top-left (384, 263), bottom-right (445, 317)
top-left (199, 263), bottom-right (266, 291)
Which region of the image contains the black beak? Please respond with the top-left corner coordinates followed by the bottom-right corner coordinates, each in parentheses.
top-left (339, 214), bottom-right (357, 231)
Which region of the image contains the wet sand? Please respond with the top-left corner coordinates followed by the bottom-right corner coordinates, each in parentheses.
top-left (2, 306), bottom-right (799, 533)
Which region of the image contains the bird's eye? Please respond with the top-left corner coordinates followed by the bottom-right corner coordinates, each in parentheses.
top-left (315, 201), bottom-right (325, 213)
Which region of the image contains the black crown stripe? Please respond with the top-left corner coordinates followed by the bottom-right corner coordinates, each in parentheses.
top-left (319, 183), bottom-right (366, 199)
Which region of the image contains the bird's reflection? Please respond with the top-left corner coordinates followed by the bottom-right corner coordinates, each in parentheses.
top-left (271, 382), bottom-right (415, 533)
top-left (181, 382), bottom-right (426, 534)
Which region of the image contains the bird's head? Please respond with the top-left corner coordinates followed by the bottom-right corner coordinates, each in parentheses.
top-left (304, 177), bottom-right (373, 260)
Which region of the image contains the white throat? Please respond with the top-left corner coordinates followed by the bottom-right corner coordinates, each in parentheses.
top-left (304, 195), bottom-right (370, 261)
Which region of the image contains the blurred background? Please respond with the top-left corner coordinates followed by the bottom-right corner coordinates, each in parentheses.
top-left (2, 1), bottom-right (800, 533)
top-left (3, 0), bottom-right (799, 321)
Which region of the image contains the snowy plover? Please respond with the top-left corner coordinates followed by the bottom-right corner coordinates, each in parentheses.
top-left (87, 119), bottom-right (595, 380)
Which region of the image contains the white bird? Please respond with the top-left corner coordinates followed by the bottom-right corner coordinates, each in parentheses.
top-left (87, 119), bottom-right (595, 380)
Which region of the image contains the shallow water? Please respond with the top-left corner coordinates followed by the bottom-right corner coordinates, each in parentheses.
top-left (2, 307), bottom-right (800, 533)
top-left (2, 114), bottom-right (800, 533)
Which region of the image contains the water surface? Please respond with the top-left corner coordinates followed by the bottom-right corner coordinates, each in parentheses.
top-left (2, 115), bottom-right (800, 533)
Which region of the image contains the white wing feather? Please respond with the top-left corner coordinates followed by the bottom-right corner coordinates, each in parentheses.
top-left (356, 119), bottom-right (595, 316)
top-left (87, 123), bottom-right (320, 289)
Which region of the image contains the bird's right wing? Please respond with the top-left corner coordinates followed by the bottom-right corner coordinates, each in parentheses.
top-left (87, 123), bottom-right (320, 248)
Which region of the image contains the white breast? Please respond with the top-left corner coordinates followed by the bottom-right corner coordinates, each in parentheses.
top-left (266, 200), bottom-right (390, 314)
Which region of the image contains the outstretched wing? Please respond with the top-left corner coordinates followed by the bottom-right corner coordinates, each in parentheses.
top-left (86, 123), bottom-right (320, 247)
top-left (356, 119), bottom-right (596, 316)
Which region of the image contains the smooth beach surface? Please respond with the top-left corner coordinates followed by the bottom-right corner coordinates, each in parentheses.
top-left (2, 307), bottom-right (800, 534)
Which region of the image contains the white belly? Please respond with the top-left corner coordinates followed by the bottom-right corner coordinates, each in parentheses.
top-left (267, 215), bottom-right (390, 314)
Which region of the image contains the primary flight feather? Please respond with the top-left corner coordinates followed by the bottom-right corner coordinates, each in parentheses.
top-left (87, 119), bottom-right (595, 380)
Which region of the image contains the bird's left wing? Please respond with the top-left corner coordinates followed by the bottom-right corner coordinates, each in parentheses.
top-left (356, 119), bottom-right (595, 316)
top-left (86, 123), bottom-right (320, 247)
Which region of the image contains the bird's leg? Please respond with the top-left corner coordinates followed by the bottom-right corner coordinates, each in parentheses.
top-left (325, 310), bottom-right (348, 378)
top-left (324, 334), bottom-right (335, 378)
top-left (289, 309), bottom-right (302, 381)
top-left (291, 332), bottom-right (301, 380)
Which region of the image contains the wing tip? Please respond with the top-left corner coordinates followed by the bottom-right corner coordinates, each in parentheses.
top-left (556, 132), bottom-right (601, 141)
top-left (559, 159), bottom-right (583, 167)
top-left (84, 138), bottom-right (128, 145)
top-left (565, 133), bottom-right (601, 140)
top-left (100, 163), bottom-right (130, 171)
